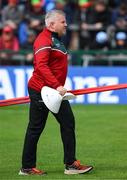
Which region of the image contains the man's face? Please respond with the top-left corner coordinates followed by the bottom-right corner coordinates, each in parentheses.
top-left (95, 3), bottom-right (106, 13)
top-left (52, 14), bottom-right (67, 36)
top-left (2, 31), bottom-right (13, 41)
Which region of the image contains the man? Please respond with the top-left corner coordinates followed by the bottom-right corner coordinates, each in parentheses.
top-left (1, 0), bottom-right (24, 26)
top-left (0, 25), bottom-right (20, 65)
top-left (19, 10), bottom-right (93, 176)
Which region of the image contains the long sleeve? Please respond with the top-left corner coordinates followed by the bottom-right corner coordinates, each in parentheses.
top-left (34, 47), bottom-right (61, 89)
top-left (28, 28), bottom-right (67, 92)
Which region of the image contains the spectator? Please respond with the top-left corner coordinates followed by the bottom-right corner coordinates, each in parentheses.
top-left (25, 0), bottom-right (45, 35)
top-left (26, 0), bottom-right (45, 21)
top-left (79, 0), bottom-right (93, 9)
top-left (0, 25), bottom-right (20, 64)
top-left (91, 31), bottom-right (110, 50)
top-left (80, 0), bottom-right (111, 49)
top-left (88, 31), bottom-right (111, 66)
top-left (0, 25), bottom-right (19, 51)
top-left (112, 31), bottom-right (127, 66)
top-left (1, 0), bottom-right (24, 26)
top-left (63, 0), bottom-right (81, 50)
top-left (115, 31), bottom-right (127, 49)
top-left (56, 0), bottom-right (65, 10)
top-left (18, 17), bottom-right (29, 46)
top-left (111, 2), bottom-right (127, 30)
top-left (21, 29), bottom-right (36, 65)
top-left (43, 0), bottom-right (55, 12)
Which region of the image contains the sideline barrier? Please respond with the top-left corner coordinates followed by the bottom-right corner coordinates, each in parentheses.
top-left (0, 84), bottom-right (127, 107)
top-left (0, 66), bottom-right (127, 104)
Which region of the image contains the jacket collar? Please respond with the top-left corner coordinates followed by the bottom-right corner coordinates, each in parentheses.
top-left (52, 32), bottom-right (61, 41)
top-left (43, 27), bottom-right (61, 41)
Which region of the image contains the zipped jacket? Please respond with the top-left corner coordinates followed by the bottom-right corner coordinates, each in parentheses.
top-left (28, 28), bottom-right (68, 92)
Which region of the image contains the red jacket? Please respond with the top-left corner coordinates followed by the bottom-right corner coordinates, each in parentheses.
top-left (28, 28), bottom-right (68, 92)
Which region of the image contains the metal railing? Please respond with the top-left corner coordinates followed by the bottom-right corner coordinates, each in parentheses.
top-left (0, 49), bottom-right (127, 66)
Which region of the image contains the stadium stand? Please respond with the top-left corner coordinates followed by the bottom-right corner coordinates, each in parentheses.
top-left (0, 0), bottom-right (127, 66)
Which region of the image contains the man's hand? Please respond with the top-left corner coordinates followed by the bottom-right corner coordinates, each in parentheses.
top-left (56, 86), bottom-right (67, 96)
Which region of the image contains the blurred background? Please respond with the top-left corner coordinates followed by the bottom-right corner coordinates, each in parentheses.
top-left (1, 2), bottom-right (127, 179)
top-left (0, 0), bottom-right (127, 104)
top-left (1, 0), bottom-right (127, 65)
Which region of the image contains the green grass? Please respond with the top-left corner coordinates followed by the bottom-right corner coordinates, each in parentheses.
top-left (0, 104), bottom-right (127, 179)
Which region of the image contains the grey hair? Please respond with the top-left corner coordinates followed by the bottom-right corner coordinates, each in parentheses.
top-left (45, 10), bottom-right (65, 27)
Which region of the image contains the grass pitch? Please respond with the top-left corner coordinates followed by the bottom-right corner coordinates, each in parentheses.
top-left (0, 104), bottom-right (127, 180)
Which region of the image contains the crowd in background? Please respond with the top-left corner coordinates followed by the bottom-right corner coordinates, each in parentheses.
top-left (0, 0), bottom-right (127, 65)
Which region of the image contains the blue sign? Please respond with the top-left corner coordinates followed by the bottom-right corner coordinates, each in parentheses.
top-left (0, 66), bottom-right (127, 104)
top-left (66, 67), bottom-right (127, 104)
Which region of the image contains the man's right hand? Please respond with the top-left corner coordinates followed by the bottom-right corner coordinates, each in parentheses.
top-left (56, 86), bottom-right (67, 96)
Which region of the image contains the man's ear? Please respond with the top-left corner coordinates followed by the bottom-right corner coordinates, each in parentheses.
top-left (50, 22), bottom-right (55, 29)
top-left (47, 22), bottom-right (55, 31)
